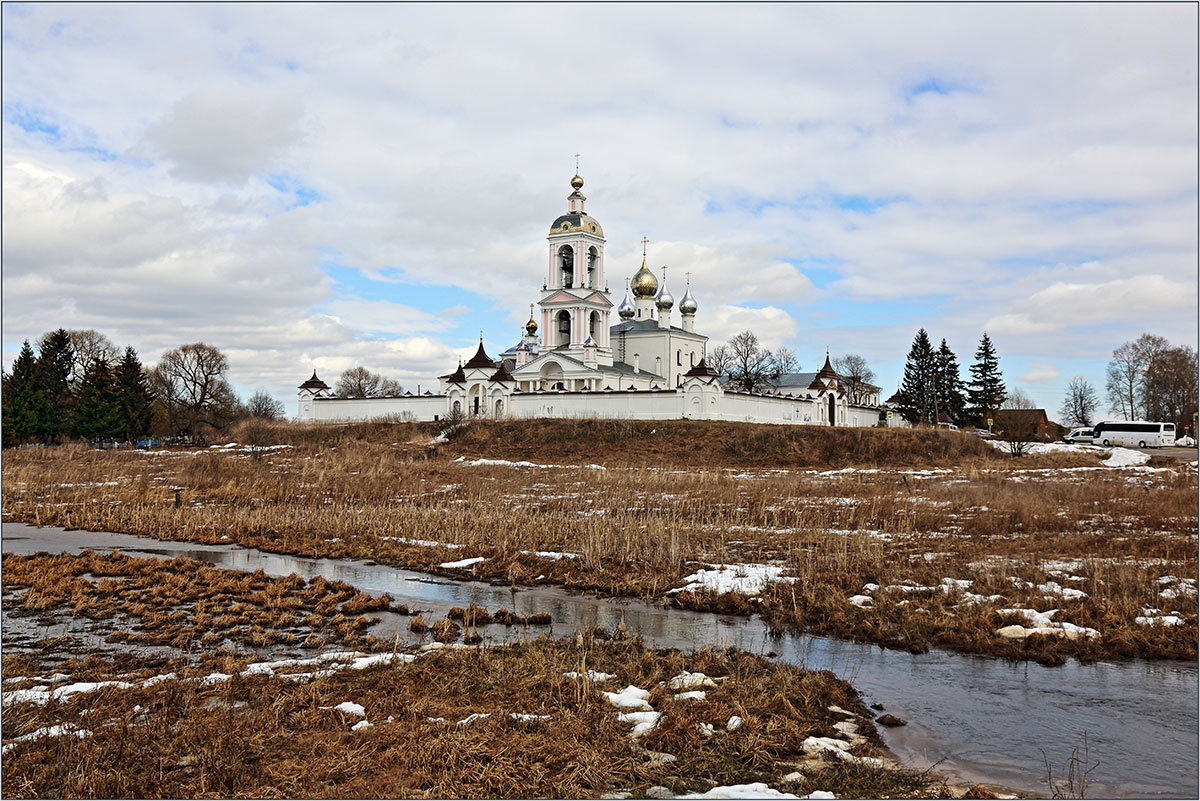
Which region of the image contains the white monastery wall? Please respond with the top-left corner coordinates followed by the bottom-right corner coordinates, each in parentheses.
top-left (307, 395), bottom-right (447, 422)
top-left (302, 390), bottom-right (881, 427)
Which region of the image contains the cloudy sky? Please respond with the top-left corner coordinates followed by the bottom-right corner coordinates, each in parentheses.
top-left (3, 3), bottom-right (1196, 415)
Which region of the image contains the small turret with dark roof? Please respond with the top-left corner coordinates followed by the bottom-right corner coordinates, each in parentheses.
top-left (464, 339), bottom-right (496, 370)
top-left (298, 370), bottom-right (331, 392)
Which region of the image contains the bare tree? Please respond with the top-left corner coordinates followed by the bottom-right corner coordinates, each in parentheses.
top-left (1001, 386), bottom-right (1037, 409)
top-left (38, 329), bottom-right (119, 386)
top-left (1059, 377), bottom-right (1099, 427)
top-left (149, 343), bottom-right (239, 441)
top-left (706, 344), bottom-right (733, 378)
top-left (726, 330), bottom-right (771, 393)
top-left (769, 346), bottom-right (797, 377)
top-left (1106, 333), bottom-right (1170, 419)
top-left (833, 354), bottom-right (877, 405)
top-left (246, 391), bottom-right (286, 420)
top-left (335, 366), bottom-right (403, 398)
top-left (1143, 345), bottom-right (1198, 431)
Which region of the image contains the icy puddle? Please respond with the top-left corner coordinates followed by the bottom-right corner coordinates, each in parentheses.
top-left (2, 521), bottom-right (1197, 799)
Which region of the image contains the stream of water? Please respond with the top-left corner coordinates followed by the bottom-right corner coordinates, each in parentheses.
top-left (3, 522), bottom-right (1196, 798)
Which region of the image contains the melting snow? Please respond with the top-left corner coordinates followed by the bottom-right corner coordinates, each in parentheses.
top-left (440, 556), bottom-right (487, 569)
top-left (668, 563), bottom-right (796, 596)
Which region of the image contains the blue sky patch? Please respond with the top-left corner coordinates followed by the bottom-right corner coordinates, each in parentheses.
top-left (264, 172), bottom-right (322, 208)
top-left (4, 102), bottom-right (62, 142)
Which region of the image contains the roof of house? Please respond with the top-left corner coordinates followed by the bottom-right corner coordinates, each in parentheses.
top-left (994, 408), bottom-right (1050, 424)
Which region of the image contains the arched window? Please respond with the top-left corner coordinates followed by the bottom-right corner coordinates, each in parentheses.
top-left (690, 352), bottom-right (696, 367)
top-left (452, 400), bottom-right (462, 415)
top-left (676, 349), bottom-right (682, 366)
top-left (557, 310), bottom-right (571, 347)
top-left (558, 245), bottom-right (574, 288)
top-left (495, 399), bottom-right (504, 416)
top-left (589, 311), bottom-right (600, 340)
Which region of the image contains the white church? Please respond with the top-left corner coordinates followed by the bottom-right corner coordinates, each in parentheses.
top-left (298, 170), bottom-right (882, 427)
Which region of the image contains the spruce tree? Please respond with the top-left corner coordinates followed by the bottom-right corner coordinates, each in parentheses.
top-left (71, 358), bottom-right (123, 442)
top-left (114, 347), bottom-right (154, 441)
top-left (2, 341), bottom-right (47, 447)
top-left (35, 329), bottom-right (75, 443)
top-left (935, 339), bottom-right (968, 424)
top-left (967, 332), bottom-right (1006, 426)
top-left (900, 329), bottom-right (936, 425)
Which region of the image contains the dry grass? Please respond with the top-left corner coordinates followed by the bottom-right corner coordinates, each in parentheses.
top-left (1, 635), bottom-right (957, 799)
top-left (3, 420), bottom-right (1195, 661)
top-left (2, 551), bottom-right (396, 655)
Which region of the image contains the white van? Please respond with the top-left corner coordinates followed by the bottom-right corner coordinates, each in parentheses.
top-left (1062, 427), bottom-right (1095, 444)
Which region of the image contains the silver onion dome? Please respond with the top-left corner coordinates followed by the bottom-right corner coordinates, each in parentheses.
top-left (679, 283), bottom-right (698, 315)
top-left (654, 268), bottom-right (674, 311)
top-left (618, 280), bottom-right (635, 319)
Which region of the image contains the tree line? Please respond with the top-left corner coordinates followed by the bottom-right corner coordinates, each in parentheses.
top-left (2, 329), bottom-right (286, 448)
top-left (703, 330), bottom-right (878, 403)
top-left (1059, 333), bottom-right (1197, 432)
top-left (896, 330), bottom-right (1005, 427)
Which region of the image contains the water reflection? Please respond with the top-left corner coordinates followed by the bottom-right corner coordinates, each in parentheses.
top-left (3, 522), bottom-right (1196, 798)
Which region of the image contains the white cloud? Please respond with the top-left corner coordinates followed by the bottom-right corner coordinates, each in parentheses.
top-left (1019, 360), bottom-right (1062, 383)
top-left (2, 3), bottom-right (1195, 405)
top-left (986, 275), bottom-right (1195, 334)
top-left (144, 83), bottom-right (306, 183)
top-left (704, 305), bottom-right (798, 349)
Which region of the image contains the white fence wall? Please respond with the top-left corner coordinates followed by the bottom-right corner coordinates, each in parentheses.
top-left (304, 389), bottom-right (882, 427)
top-left (308, 395), bottom-right (447, 422)
top-left (509, 390), bottom-right (684, 420)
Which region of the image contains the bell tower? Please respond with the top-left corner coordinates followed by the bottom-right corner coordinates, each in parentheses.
top-left (539, 160), bottom-right (613, 365)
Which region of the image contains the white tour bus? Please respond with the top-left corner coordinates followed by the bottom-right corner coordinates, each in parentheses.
top-left (1091, 420), bottom-right (1176, 448)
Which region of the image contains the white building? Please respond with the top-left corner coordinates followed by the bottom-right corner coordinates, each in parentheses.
top-left (298, 170), bottom-right (883, 427)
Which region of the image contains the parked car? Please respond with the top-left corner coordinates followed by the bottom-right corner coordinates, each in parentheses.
top-left (1062, 427), bottom-right (1095, 444)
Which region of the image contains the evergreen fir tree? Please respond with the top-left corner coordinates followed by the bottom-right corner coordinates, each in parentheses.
top-left (900, 329), bottom-right (936, 425)
top-left (967, 332), bottom-right (1006, 425)
top-left (935, 339), bottom-right (968, 424)
top-left (114, 347), bottom-right (154, 441)
top-left (2, 341), bottom-right (47, 447)
top-left (35, 329), bottom-right (75, 442)
top-left (70, 358), bottom-right (123, 442)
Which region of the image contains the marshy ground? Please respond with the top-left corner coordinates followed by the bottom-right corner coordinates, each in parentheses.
top-left (3, 420), bottom-right (1195, 663)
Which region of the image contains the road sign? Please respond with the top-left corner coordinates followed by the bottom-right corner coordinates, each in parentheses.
top-left (886, 411), bottom-right (893, 419)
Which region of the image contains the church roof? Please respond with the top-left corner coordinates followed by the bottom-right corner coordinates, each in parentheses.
top-left (513, 350), bottom-right (665, 381)
top-left (816, 353), bottom-right (839, 380)
top-left (442, 364), bottom-right (467, 385)
top-left (549, 213), bottom-right (604, 237)
top-left (488, 363), bottom-right (516, 383)
top-left (464, 340), bottom-right (496, 369)
top-left (609, 319), bottom-right (703, 337)
top-left (298, 370), bottom-right (330, 391)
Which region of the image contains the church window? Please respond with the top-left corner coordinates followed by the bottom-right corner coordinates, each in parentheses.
top-left (676, 350), bottom-right (682, 366)
top-left (587, 247), bottom-right (599, 288)
top-left (452, 400), bottom-right (462, 416)
top-left (590, 311), bottom-right (600, 339)
top-left (557, 310), bottom-right (571, 347)
top-left (690, 352), bottom-right (696, 367)
top-left (558, 245), bottom-right (574, 287)
top-left (473, 396), bottom-right (481, 416)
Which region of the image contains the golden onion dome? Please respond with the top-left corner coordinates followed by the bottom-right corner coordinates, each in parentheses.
top-left (570, 172), bottom-right (584, 190)
top-left (525, 316), bottom-right (538, 336)
top-left (631, 256), bottom-right (658, 298)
